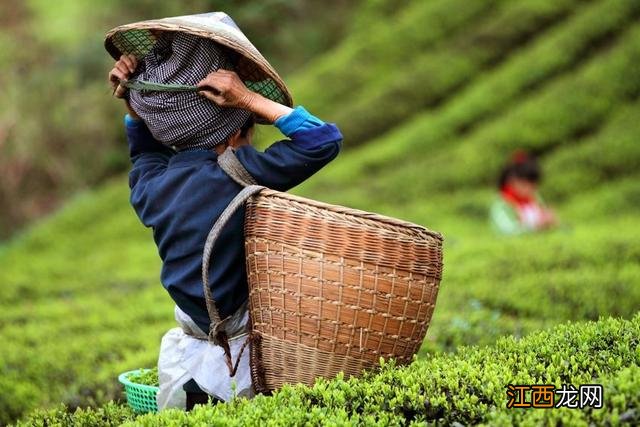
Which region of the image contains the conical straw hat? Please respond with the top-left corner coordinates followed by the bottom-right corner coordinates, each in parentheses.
top-left (105, 12), bottom-right (293, 107)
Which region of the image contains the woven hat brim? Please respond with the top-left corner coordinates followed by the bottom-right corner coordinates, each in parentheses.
top-left (104, 15), bottom-right (293, 112)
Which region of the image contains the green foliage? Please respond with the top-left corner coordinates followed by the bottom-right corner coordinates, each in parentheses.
top-left (3, 187), bottom-right (639, 424)
top-left (307, 0), bottom-right (589, 145)
top-left (3, 0), bottom-right (640, 424)
top-left (420, 24), bottom-right (640, 193)
top-left (542, 99), bottom-right (640, 201)
top-left (17, 402), bottom-right (134, 427)
top-left (423, 216), bottom-right (640, 353)
top-left (126, 369), bottom-right (159, 387)
top-left (0, 182), bottom-right (173, 424)
top-left (298, 0), bottom-right (640, 198)
top-left (486, 366), bottom-right (640, 426)
top-left (308, 21), bottom-right (640, 212)
top-left (291, 0), bottom-right (501, 118)
top-left (17, 316), bottom-right (640, 426)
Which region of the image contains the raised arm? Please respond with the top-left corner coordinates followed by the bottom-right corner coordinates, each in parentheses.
top-left (198, 71), bottom-right (342, 190)
top-left (234, 107), bottom-right (341, 190)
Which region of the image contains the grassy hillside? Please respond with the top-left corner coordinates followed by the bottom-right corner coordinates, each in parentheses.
top-left (2, 0), bottom-right (639, 424)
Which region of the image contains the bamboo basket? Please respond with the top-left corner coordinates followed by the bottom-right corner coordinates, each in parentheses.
top-left (243, 189), bottom-right (443, 392)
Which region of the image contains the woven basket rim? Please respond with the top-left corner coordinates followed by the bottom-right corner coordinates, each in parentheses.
top-left (254, 189), bottom-right (444, 241)
top-left (104, 16), bottom-right (292, 108)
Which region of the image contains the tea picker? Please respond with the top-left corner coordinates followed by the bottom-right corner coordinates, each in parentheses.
top-left (106, 11), bottom-right (443, 412)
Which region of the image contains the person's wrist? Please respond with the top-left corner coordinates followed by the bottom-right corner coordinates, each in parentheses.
top-left (239, 90), bottom-right (259, 111)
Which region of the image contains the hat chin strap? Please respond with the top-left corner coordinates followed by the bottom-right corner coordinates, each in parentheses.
top-left (121, 78), bottom-right (200, 93)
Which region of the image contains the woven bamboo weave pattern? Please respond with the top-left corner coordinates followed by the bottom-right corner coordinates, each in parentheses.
top-left (244, 190), bottom-right (443, 391)
top-left (260, 336), bottom-right (373, 388)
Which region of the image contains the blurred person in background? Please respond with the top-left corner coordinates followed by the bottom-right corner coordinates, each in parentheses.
top-left (490, 151), bottom-right (558, 235)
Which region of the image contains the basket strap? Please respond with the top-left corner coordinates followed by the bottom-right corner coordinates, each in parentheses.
top-left (202, 184), bottom-right (264, 346)
top-left (218, 146), bottom-right (258, 187)
top-left (203, 146), bottom-right (257, 333)
top-left (201, 146), bottom-right (263, 378)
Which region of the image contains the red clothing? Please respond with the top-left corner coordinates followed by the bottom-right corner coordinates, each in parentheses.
top-left (500, 185), bottom-right (546, 230)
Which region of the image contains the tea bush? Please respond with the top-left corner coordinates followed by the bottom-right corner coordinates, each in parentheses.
top-left (17, 316), bottom-right (640, 426)
top-left (126, 369), bottom-right (159, 388)
top-left (17, 402), bottom-right (134, 427)
top-left (3, 180), bottom-right (639, 424)
top-left (542, 100), bottom-right (640, 201)
top-left (0, 184), bottom-right (173, 424)
top-left (291, 0), bottom-right (502, 120)
top-left (417, 24), bottom-right (640, 193)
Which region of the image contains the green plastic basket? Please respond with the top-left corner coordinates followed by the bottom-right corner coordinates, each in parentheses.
top-left (118, 369), bottom-right (159, 413)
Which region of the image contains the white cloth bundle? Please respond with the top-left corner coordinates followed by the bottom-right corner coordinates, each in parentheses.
top-left (156, 305), bottom-right (253, 410)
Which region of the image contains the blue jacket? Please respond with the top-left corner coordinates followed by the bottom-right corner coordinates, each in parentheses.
top-left (127, 107), bottom-right (342, 334)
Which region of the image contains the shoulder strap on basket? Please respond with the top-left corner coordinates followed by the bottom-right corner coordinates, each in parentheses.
top-left (201, 147), bottom-right (264, 376)
top-left (218, 147), bottom-right (258, 186)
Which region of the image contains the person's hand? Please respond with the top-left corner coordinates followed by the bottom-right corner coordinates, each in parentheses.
top-left (198, 70), bottom-right (293, 123)
top-left (108, 55), bottom-right (140, 119)
top-left (108, 54), bottom-right (138, 98)
top-left (197, 70), bottom-right (256, 109)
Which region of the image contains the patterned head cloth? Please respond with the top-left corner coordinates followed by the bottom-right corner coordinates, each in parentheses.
top-left (129, 31), bottom-right (251, 151)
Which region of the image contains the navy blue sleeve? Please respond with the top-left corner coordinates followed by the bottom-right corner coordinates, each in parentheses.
top-left (125, 115), bottom-right (171, 158)
top-left (233, 122), bottom-right (342, 191)
top-left (126, 115), bottom-right (175, 222)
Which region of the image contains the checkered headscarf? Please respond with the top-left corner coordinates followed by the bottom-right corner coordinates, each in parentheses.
top-left (129, 32), bottom-right (251, 151)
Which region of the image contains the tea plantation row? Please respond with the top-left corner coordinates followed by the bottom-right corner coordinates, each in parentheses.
top-left (294, 0), bottom-right (599, 145)
top-left (300, 18), bottom-right (640, 211)
top-left (20, 315), bottom-right (639, 426)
